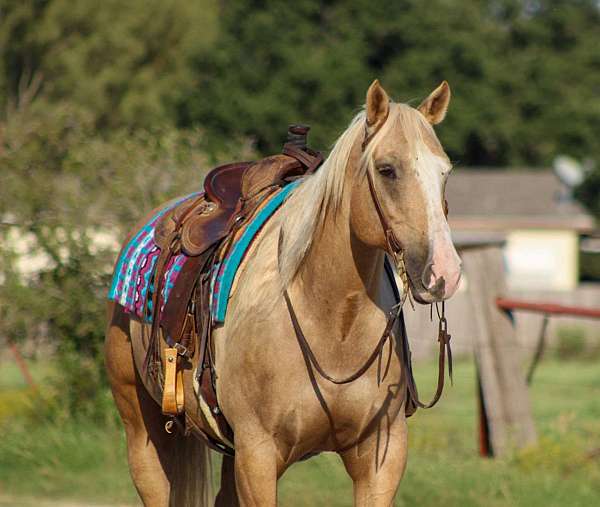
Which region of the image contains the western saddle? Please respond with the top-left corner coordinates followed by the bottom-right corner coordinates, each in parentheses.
top-left (144, 125), bottom-right (323, 453)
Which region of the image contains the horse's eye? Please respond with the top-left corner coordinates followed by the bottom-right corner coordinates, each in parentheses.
top-left (377, 165), bottom-right (396, 179)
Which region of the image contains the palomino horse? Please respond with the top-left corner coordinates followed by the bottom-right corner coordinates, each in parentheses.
top-left (105, 80), bottom-right (461, 506)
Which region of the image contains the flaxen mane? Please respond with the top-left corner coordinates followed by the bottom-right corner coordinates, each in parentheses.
top-left (278, 102), bottom-right (437, 287)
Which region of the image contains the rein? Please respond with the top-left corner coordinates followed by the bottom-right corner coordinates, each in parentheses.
top-left (283, 288), bottom-right (398, 385)
top-left (281, 115), bottom-right (453, 411)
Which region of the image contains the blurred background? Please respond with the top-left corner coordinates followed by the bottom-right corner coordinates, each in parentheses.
top-left (0, 1), bottom-right (599, 505)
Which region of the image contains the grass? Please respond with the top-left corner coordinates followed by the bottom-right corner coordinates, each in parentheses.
top-left (1, 358), bottom-right (599, 506)
top-left (0, 418), bottom-right (135, 505)
top-left (278, 358), bottom-right (600, 506)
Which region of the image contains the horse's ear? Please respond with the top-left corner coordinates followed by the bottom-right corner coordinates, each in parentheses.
top-left (418, 81), bottom-right (451, 125)
top-left (366, 79), bottom-right (390, 134)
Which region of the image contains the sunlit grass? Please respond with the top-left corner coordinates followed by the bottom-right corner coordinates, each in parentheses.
top-left (1, 358), bottom-right (599, 506)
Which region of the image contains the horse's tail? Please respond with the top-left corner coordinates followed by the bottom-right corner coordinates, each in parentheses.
top-left (169, 431), bottom-right (213, 507)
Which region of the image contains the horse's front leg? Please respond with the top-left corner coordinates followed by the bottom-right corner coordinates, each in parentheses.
top-left (340, 415), bottom-right (408, 506)
top-left (233, 429), bottom-right (281, 506)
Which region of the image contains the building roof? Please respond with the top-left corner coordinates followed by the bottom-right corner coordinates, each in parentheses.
top-left (446, 169), bottom-right (595, 232)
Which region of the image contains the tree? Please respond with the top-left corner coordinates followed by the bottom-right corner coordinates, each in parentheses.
top-left (183, 0), bottom-right (600, 173)
top-left (0, 0), bottom-right (218, 128)
top-left (0, 101), bottom-right (229, 413)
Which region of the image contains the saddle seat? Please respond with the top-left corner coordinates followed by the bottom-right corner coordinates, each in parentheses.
top-left (154, 151), bottom-right (315, 258)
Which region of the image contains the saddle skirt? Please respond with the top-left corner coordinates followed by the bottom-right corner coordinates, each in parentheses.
top-left (108, 180), bottom-right (303, 452)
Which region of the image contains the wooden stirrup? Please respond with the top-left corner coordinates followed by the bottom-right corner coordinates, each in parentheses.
top-left (162, 347), bottom-right (184, 416)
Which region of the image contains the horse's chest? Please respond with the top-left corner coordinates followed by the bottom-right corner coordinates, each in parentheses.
top-left (217, 302), bottom-right (406, 454)
top-left (273, 365), bottom-right (405, 453)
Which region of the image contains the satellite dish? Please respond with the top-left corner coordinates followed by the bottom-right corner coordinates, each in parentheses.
top-left (553, 155), bottom-right (585, 188)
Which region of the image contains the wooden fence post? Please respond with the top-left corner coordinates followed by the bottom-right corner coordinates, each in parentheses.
top-left (460, 244), bottom-right (537, 456)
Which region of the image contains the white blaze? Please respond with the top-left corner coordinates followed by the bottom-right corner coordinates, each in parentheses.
top-left (414, 142), bottom-right (462, 297)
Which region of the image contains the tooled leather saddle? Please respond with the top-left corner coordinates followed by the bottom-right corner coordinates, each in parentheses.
top-left (144, 125), bottom-right (323, 454)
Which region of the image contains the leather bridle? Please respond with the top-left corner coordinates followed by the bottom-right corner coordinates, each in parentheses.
top-left (366, 168), bottom-right (404, 255)
top-left (281, 111), bottom-right (453, 412)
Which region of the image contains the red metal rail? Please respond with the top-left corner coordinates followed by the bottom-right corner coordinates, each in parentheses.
top-left (496, 298), bottom-right (600, 319)
top-left (475, 296), bottom-right (600, 457)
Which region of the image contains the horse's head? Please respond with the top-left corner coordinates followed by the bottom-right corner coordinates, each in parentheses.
top-left (350, 80), bottom-right (461, 303)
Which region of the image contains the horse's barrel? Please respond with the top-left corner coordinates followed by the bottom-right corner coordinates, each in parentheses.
top-left (287, 124), bottom-right (310, 149)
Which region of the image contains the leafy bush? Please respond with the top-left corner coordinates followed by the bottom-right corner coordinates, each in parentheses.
top-left (0, 101), bottom-right (252, 415)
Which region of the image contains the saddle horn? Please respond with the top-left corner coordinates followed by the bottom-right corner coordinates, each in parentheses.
top-left (286, 124), bottom-right (310, 149)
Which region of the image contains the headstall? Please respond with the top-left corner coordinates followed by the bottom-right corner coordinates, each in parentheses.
top-left (281, 108), bottom-right (453, 414)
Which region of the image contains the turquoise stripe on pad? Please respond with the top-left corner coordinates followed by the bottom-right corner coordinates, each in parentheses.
top-left (212, 180), bottom-right (301, 323)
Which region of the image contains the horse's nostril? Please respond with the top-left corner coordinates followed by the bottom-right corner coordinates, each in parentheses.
top-left (421, 261), bottom-right (435, 289)
top-left (429, 276), bottom-right (445, 297)
top-left (421, 263), bottom-right (446, 297)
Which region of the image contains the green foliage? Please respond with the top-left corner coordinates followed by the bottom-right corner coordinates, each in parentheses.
top-left (0, 100), bottom-right (250, 412)
top-left (555, 326), bottom-right (600, 361)
top-left (0, 0), bottom-right (218, 128)
top-left (555, 326), bottom-right (587, 359)
top-left (556, 326), bottom-right (587, 358)
top-left (183, 0), bottom-right (600, 172)
top-left (1, 0), bottom-right (599, 418)
top-left (2, 359), bottom-right (600, 505)
top-left (576, 167), bottom-right (600, 218)
top-left (580, 251), bottom-right (600, 281)
top-left (0, 415), bottom-right (136, 504)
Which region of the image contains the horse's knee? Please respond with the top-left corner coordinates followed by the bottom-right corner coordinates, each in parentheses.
top-left (341, 418), bottom-right (408, 506)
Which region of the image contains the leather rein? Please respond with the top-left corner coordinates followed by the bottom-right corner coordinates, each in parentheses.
top-left (281, 116), bottom-right (453, 410)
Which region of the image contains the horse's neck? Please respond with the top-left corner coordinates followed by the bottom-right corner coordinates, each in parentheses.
top-left (298, 225), bottom-right (382, 301)
top-left (291, 189), bottom-right (385, 345)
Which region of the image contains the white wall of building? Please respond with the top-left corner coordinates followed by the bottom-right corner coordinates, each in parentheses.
top-left (504, 229), bottom-right (579, 291)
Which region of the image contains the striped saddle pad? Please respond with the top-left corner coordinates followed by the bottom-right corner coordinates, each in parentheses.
top-left (108, 180), bottom-right (299, 324)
